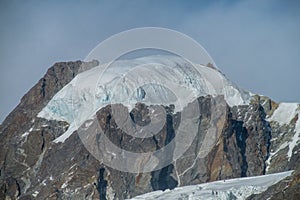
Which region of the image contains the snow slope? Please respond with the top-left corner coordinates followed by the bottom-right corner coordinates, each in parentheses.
top-left (128, 171), bottom-right (293, 200)
top-left (38, 55), bottom-right (252, 143)
top-left (266, 103), bottom-right (300, 164)
top-left (268, 103), bottom-right (299, 126)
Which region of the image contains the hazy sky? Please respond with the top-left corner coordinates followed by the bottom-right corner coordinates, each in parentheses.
top-left (1, 0), bottom-right (300, 122)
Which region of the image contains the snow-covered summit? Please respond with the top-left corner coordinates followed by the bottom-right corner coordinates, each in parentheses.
top-left (38, 55), bottom-right (252, 142)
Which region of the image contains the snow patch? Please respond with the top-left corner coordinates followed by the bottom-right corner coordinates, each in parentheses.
top-left (21, 126), bottom-right (35, 138)
top-left (266, 103), bottom-right (300, 164)
top-left (266, 141), bottom-right (289, 172)
top-left (32, 191), bottom-right (39, 198)
top-left (268, 103), bottom-right (298, 126)
top-left (21, 131), bottom-right (29, 138)
top-left (61, 175), bottom-right (73, 189)
top-left (61, 182), bottom-right (68, 189)
top-left (42, 179), bottom-right (47, 186)
top-left (288, 114), bottom-right (300, 161)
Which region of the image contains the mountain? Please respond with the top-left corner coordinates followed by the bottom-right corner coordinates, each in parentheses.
top-left (0, 56), bottom-right (299, 199)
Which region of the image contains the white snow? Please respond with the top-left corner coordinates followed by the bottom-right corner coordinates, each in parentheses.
top-left (266, 103), bottom-right (300, 166)
top-left (54, 124), bottom-right (76, 143)
top-left (38, 55), bottom-right (252, 143)
top-left (21, 126), bottom-right (35, 138)
top-left (268, 103), bottom-right (298, 126)
top-left (42, 179), bottom-right (47, 186)
top-left (266, 141), bottom-right (289, 172)
top-left (296, 114), bottom-right (300, 135)
top-left (288, 115), bottom-right (300, 161)
top-left (61, 182), bottom-right (68, 189)
top-left (128, 171), bottom-right (293, 200)
top-left (21, 131), bottom-right (29, 138)
top-left (32, 191), bottom-right (39, 197)
top-left (60, 175), bottom-right (73, 189)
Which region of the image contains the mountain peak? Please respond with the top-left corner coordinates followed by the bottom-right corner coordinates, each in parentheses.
top-left (37, 55), bottom-right (252, 143)
top-left (1, 58), bottom-right (299, 200)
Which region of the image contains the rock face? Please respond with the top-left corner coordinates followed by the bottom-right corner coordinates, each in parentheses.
top-left (0, 61), bottom-right (299, 199)
top-left (246, 171), bottom-right (300, 200)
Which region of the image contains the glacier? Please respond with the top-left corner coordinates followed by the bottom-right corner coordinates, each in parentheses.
top-left (38, 55), bottom-right (252, 143)
top-left (128, 170), bottom-right (293, 200)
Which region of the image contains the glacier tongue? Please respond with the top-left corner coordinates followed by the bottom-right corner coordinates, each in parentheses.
top-left (128, 171), bottom-right (293, 200)
top-left (37, 55), bottom-right (252, 143)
